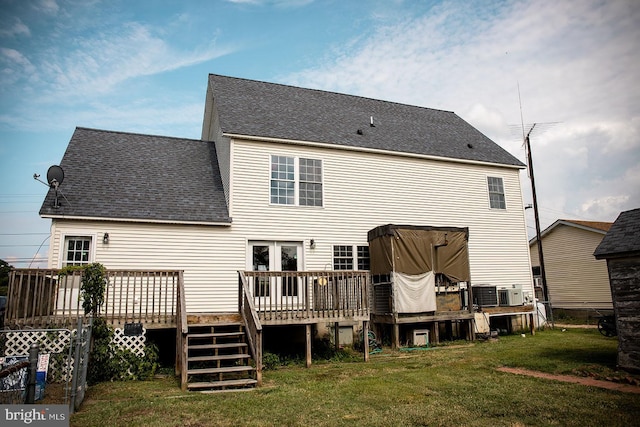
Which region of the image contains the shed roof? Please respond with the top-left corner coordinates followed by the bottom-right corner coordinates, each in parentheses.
top-left (208, 74), bottom-right (525, 168)
top-left (529, 219), bottom-right (612, 245)
top-left (594, 208), bottom-right (640, 259)
top-left (39, 127), bottom-right (230, 225)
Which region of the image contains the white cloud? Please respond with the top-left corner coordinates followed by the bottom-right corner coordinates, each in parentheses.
top-left (34, 0), bottom-right (60, 15)
top-left (35, 22), bottom-right (234, 99)
top-left (0, 48), bottom-right (37, 86)
top-left (0, 17), bottom-right (31, 37)
top-left (225, 0), bottom-right (313, 6)
top-left (287, 0), bottom-right (640, 224)
top-left (0, 48), bottom-right (35, 71)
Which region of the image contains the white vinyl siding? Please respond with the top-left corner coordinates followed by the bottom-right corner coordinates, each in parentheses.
top-left (201, 87), bottom-right (232, 210)
top-left (530, 225), bottom-right (612, 309)
top-left (50, 220), bottom-right (243, 313)
top-left (232, 139), bottom-right (532, 292)
top-left (47, 139), bottom-right (531, 313)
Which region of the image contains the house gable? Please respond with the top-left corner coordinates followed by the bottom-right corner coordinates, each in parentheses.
top-left (530, 219), bottom-right (612, 309)
top-left (39, 127), bottom-right (231, 225)
top-left (206, 74), bottom-right (525, 168)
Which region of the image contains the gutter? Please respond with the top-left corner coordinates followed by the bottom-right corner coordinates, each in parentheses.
top-left (40, 214), bottom-right (232, 227)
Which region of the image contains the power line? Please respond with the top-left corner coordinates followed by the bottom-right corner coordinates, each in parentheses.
top-left (0, 245), bottom-right (50, 247)
top-left (0, 211), bottom-right (42, 214)
top-left (0, 233), bottom-right (49, 236)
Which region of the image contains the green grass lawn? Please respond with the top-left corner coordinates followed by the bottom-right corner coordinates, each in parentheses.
top-left (71, 328), bottom-right (640, 427)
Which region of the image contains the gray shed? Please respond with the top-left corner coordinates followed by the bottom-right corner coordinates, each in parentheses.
top-left (594, 208), bottom-right (640, 373)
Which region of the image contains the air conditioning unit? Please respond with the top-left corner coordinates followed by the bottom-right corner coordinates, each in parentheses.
top-left (412, 329), bottom-right (430, 346)
top-left (498, 284), bottom-right (524, 306)
top-left (472, 285), bottom-right (498, 307)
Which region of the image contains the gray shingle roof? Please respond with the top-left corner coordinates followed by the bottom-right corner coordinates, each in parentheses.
top-left (39, 128), bottom-right (230, 224)
top-left (209, 74), bottom-right (525, 167)
top-left (594, 208), bottom-right (640, 259)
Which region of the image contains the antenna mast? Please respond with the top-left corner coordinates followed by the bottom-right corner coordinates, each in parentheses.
top-left (524, 124), bottom-right (550, 307)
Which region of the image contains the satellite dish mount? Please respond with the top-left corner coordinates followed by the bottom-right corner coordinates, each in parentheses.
top-left (34, 165), bottom-right (66, 209)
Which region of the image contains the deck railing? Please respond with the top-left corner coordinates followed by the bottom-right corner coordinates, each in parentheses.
top-left (5, 269), bottom-right (182, 329)
top-left (238, 272), bottom-right (263, 386)
top-left (240, 270), bottom-right (370, 323)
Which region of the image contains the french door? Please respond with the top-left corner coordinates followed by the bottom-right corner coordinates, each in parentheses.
top-left (249, 241), bottom-right (302, 308)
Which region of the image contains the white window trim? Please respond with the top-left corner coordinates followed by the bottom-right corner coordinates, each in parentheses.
top-left (269, 155), bottom-right (324, 207)
top-left (486, 175), bottom-right (507, 210)
top-left (59, 232), bottom-right (97, 268)
top-left (246, 240), bottom-right (306, 271)
top-left (332, 244), bottom-right (370, 271)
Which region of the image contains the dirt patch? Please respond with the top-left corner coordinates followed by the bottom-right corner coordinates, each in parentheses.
top-left (497, 367), bottom-right (640, 394)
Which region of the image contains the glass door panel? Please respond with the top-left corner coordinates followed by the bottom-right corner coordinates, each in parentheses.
top-left (252, 245), bottom-right (270, 297)
top-left (249, 241), bottom-right (302, 310)
top-left (280, 245), bottom-right (298, 297)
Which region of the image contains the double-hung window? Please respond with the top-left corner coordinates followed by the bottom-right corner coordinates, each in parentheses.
top-left (333, 245), bottom-right (370, 270)
top-left (487, 176), bottom-right (506, 210)
top-left (63, 236), bottom-right (92, 267)
top-left (270, 155), bottom-right (323, 206)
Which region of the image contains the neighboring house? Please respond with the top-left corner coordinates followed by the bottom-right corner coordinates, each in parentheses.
top-left (594, 208), bottom-right (640, 373)
top-left (530, 219), bottom-right (612, 315)
top-left (21, 74), bottom-right (533, 389)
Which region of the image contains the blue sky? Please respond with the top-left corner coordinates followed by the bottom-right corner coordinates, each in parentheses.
top-left (1, 0), bottom-right (639, 267)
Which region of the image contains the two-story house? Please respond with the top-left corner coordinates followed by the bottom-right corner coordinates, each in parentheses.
top-left (16, 74), bottom-right (533, 390)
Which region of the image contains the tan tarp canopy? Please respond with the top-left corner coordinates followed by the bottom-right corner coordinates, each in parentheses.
top-left (368, 224), bottom-right (470, 282)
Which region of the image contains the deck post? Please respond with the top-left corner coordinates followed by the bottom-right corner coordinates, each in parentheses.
top-left (392, 323), bottom-right (400, 349)
top-left (334, 322), bottom-right (340, 351)
top-left (305, 324), bottom-right (312, 368)
top-left (529, 312), bottom-right (535, 335)
top-left (363, 321), bottom-right (370, 362)
top-left (431, 321), bottom-right (440, 344)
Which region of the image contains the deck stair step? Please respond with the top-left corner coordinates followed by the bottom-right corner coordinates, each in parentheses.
top-left (188, 331), bottom-right (244, 339)
top-left (185, 320), bottom-right (257, 392)
top-left (188, 354), bottom-right (250, 363)
top-left (187, 378), bottom-right (258, 391)
top-left (188, 366), bottom-right (254, 375)
top-left (189, 342), bottom-right (248, 350)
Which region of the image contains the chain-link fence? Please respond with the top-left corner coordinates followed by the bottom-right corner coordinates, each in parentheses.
top-left (0, 317), bottom-right (93, 413)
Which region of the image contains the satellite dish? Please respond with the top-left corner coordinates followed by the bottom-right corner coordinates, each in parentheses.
top-left (46, 165), bottom-right (64, 188)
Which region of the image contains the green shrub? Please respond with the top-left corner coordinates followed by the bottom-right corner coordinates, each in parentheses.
top-left (262, 352), bottom-right (281, 370)
top-left (87, 317), bottom-right (158, 384)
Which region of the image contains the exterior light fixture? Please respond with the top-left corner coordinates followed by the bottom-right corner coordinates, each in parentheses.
top-left (103, 233), bottom-right (109, 244)
top-left (310, 239), bottom-right (316, 249)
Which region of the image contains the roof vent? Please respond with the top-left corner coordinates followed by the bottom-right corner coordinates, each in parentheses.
top-left (467, 143), bottom-right (474, 149)
top-left (370, 116), bottom-right (375, 127)
top-left (357, 129), bottom-right (364, 135)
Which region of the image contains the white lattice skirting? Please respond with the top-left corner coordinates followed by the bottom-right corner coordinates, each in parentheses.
top-left (2, 329), bottom-right (73, 381)
top-left (2, 326), bottom-right (147, 381)
top-left (111, 327), bottom-right (147, 357)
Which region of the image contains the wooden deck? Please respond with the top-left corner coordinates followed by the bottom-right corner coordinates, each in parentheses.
top-left (237, 270), bottom-right (372, 369)
top-left (4, 269), bottom-right (182, 329)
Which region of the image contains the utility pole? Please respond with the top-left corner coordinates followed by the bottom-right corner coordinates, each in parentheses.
top-left (525, 124), bottom-right (550, 308)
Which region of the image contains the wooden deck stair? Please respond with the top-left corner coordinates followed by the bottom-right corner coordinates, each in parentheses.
top-left (186, 322), bottom-right (258, 392)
